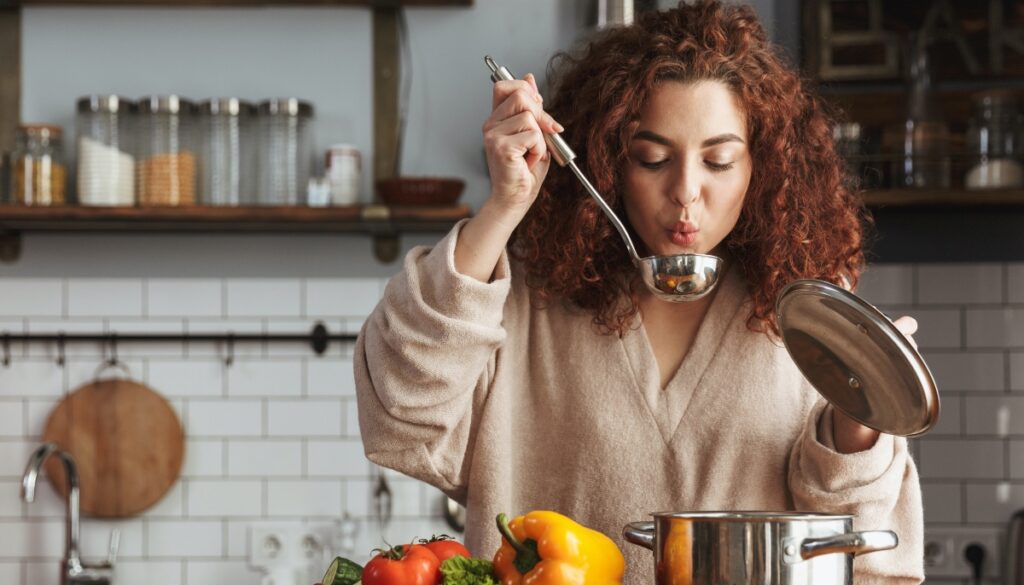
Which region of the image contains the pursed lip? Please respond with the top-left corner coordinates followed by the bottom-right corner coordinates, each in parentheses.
top-left (669, 220), bottom-right (699, 234)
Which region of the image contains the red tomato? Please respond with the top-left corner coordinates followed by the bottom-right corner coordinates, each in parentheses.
top-left (418, 536), bottom-right (470, 583)
top-left (363, 544), bottom-right (440, 585)
top-left (420, 537), bottom-right (471, 564)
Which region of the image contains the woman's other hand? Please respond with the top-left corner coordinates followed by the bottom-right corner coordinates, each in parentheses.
top-left (831, 316), bottom-right (918, 453)
top-left (482, 73), bottom-right (564, 219)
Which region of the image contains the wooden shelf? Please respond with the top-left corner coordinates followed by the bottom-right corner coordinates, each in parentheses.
top-left (0, 204), bottom-right (471, 262)
top-left (2, 0), bottom-right (470, 6)
top-left (861, 189), bottom-right (1024, 207)
top-left (0, 203), bottom-right (468, 231)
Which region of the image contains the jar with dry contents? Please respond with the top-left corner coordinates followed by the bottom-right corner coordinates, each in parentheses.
top-left (137, 95), bottom-right (198, 206)
top-left (965, 90), bottom-right (1024, 189)
top-left (76, 95), bottom-right (137, 206)
top-left (10, 124), bottom-right (67, 205)
top-left (257, 98), bottom-right (314, 205)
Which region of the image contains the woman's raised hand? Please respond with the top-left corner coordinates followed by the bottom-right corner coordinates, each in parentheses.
top-left (454, 73), bottom-right (564, 282)
top-left (482, 72), bottom-right (564, 218)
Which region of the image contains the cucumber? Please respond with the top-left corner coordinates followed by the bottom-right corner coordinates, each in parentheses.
top-left (322, 557), bottom-right (363, 585)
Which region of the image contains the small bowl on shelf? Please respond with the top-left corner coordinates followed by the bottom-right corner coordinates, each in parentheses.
top-left (375, 177), bottom-right (465, 206)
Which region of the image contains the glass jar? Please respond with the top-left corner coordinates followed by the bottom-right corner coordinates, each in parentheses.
top-left (76, 95), bottom-right (137, 206)
top-left (10, 124), bottom-right (67, 205)
top-left (0, 152), bottom-right (10, 204)
top-left (257, 98), bottom-right (314, 205)
top-left (199, 98), bottom-right (256, 206)
top-left (884, 119), bottom-right (951, 189)
top-left (326, 144), bottom-right (361, 205)
top-left (137, 95), bottom-right (198, 206)
top-left (965, 91), bottom-right (1024, 189)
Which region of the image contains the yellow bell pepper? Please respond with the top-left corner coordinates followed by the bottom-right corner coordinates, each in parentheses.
top-left (492, 511), bottom-right (625, 585)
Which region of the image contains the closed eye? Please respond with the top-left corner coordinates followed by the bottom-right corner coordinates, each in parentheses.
top-left (705, 160), bottom-right (734, 172)
top-left (639, 159), bottom-right (669, 170)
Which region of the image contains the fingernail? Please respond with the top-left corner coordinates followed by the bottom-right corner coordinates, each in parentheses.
top-left (554, 121), bottom-right (565, 133)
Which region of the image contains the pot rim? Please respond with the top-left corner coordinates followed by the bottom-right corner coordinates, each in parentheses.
top-left (648, 511), bottom-right (854, 522)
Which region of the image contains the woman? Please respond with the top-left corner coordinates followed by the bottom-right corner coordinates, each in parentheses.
top-left (354, 2), bottom-right (924, 584)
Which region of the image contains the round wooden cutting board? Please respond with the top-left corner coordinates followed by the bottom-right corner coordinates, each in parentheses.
top-left (42, 376), bottom-right (185, 518)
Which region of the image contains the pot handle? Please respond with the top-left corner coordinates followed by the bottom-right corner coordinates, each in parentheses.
top-left (622, 522), bottom-right (656, 550)
top-left (786, 531), bottom-right (898, 564)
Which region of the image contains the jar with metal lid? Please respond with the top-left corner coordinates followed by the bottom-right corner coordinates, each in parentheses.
top-left (10, 124), bottom-right (66, 205)
top-left (257, 98), bottom-right (314, 205)
top-left (137, 95), bottom-right (198, 206)
top-left (76, 95), bottom-right (137, 206)
top-left (199, 98), bottom-right (256, 206)
top-left (965, 90), bottom-right (1024, 189)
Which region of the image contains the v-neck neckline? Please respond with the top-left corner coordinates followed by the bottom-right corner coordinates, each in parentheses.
top-left (620, 268), bottom-right (748, 446)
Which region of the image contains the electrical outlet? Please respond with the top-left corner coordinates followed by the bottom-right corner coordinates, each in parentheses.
top-left (924, 527), bottom-right (1001, 580)
top-left (249, 521), bottom-right (338, 571)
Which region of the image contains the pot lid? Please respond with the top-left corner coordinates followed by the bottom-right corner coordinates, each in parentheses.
top-left (775, 279), bottom-right (939, 437)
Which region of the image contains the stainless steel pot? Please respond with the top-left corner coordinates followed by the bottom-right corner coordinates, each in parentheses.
top-left (623, 512), bottom-right (898, 585)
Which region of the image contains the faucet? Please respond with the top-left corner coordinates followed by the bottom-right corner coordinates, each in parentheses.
top-left (22, 443), bottom-right (118, 585)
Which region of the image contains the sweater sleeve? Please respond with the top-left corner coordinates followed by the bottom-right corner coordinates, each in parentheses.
top-left (788, 401), bottom-right (925, 585)
top-left (354, 219), bottom-right (512, 500)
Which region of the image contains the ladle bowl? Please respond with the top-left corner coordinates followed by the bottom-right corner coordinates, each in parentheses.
top-left (639, 253), bottom-right (722, 302)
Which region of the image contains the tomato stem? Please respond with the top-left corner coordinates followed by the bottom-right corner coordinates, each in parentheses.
top-left (375, 543), bottom-right (407, 561)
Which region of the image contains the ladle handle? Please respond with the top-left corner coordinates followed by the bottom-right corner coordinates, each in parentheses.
top-left (483, 55), bottom-right (642, 261)
top-left (484, 55), bottom-right (576, 168)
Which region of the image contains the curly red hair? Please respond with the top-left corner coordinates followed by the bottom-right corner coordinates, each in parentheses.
top-left (509, 0), bottom-right (868, 337)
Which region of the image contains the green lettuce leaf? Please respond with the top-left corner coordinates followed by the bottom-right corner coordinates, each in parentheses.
top-left (440, 556), bottom-right (499, 585)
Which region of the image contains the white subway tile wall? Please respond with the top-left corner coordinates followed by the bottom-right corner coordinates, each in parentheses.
top-left (67, 279), bottom-right (144, 318)
top-left (0, 275), bottom-right (457, 585)
top-left (0, 266), bottom-right (1018, 584)
top-left (1009, 265), bottom-right (1024, 303)
top-left (863, 263), bottom-right (1024, 585)
top-left (0, 279), bottom-right (63, 317)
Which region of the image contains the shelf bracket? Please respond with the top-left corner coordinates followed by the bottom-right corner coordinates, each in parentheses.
top-left (0, 230), bottom-right (21, 263)
top-left (373, 234), bottom-right (400, 263)
top-left (373, 5), bottom-right (400, 192)
top-left (361, 204), bottom-right (399, 263)
top-left (0, 7), bottom-right (20, 154)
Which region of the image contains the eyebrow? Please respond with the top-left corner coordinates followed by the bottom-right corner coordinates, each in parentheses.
top-left (633, 130), bottom-right (745, 148)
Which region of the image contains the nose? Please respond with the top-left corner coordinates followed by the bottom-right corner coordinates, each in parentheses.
top-left (670, 162), bottom-right (701, 208)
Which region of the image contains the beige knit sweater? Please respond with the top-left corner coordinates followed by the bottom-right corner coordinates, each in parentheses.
top-left (354, 220), bottom-right (925, 585)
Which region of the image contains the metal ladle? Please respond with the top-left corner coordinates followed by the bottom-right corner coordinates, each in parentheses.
top-left (484, 55), bottom-right (722, 301)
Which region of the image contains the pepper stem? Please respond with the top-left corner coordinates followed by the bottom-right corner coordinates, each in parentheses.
top-left (496, 513), bottom-right (542, 575)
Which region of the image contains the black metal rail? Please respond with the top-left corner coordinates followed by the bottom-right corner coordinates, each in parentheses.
top-left (0, 322), bottom-right (358, 366)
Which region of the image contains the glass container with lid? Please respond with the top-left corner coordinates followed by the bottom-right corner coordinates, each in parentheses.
top-left (11, 124), bottom-right (66, 206)
top-left (137, 95), bottom-right (198, 206)
top-left (884, 35), bottom-right (951, 189)
top-left (257, 98), bottom-right (314, 205)
top-left (76, 95), bottom-right (137, 206)
top-left (965, 90), bottom-right (1024, 189)
top-left (199, 98), bottom-right (256, 206)
top-left (885, 119), bottom-right (951, 189)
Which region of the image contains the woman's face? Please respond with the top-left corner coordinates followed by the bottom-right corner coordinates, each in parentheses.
top-left (623, 80), bottom-right (752, 259)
